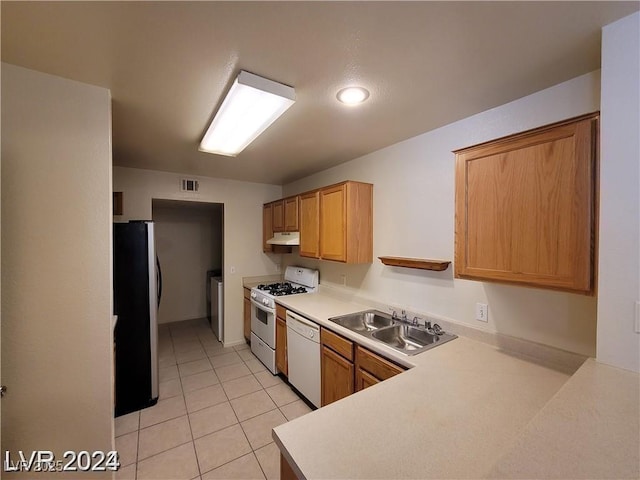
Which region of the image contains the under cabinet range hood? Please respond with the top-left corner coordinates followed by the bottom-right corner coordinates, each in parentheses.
top-left (267, 232), bottom-right (300, 246)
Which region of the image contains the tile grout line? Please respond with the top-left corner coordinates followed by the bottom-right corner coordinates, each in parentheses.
top-left (182, 329), bottom-right (218, 479)
top-left (135, 319), bottom-right (302, 479)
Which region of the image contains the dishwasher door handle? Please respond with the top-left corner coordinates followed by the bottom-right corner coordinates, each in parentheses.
top-left (286, 311), bottom-right (319, 330)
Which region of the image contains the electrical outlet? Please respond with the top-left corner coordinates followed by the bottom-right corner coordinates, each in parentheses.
top-left (635, 301), bottom-right (640, 334)
top-left (275, 264), bottom-right (281, 273)
top-left (476, 303), bottom-right (488, 322)
top-left (340, 274), bottom-right (347, 286)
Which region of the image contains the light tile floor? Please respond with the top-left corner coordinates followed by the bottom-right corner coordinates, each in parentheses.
top-left (115, 318), bottom-right (312, 480)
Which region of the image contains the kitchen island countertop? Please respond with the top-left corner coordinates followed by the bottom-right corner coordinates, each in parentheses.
top-left (272, 291), bottom-right (640, 479)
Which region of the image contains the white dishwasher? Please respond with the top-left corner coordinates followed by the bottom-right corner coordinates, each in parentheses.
top-left (286, 310), bottom-right (321, 408)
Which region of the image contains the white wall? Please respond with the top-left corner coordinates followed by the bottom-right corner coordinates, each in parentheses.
top-left (1, 64), bottom-right (113, 468)
top-left (113, 166), bottom-right (282, 344)
top-left (283, 71), bottom-right (601, 357)
top-left (597, 12), bottom-right (640, 373)
top-left (153, 202), bottom-right (222, 324)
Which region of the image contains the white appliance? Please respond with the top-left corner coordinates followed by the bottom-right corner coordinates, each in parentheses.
top-left (250, 266), bottom-right (319, 374)
top-left (211, 276), bottom-right (223, 342)
top-left (286, 310), bottom-right (321, 408)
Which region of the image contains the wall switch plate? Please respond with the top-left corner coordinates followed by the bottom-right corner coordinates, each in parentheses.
top-left (635, 301), bottom-right (640, 334)
top-left (340, 274), bottom-right (347, 286)
top-left (476, 303), bottom-right (488, 322)
top-left (275, 264), bottom-right (281, 273)
top-left (230, 266), bottom-right (236, 274)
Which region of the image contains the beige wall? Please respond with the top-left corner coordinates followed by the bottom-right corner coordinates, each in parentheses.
top-left (152, 201), bottom-right (223, 324)
top-left (597, 12), bottom-right (640, 373)
top-left (113, 166), bottom-right (282, 345)
top-left (283, 71), bottom-right (601, 357)
top-left (1, 63), bottom-right (113, 471)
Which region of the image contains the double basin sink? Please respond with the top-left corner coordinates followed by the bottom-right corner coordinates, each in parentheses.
top-left (329, 310), bottom-right (456, 356)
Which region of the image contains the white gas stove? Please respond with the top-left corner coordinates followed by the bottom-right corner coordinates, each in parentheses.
top-left (250, 266), bottom-right (319, 374)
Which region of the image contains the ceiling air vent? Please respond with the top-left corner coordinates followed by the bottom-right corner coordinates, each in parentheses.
top-left (181, 178), bottom-right (199, 192)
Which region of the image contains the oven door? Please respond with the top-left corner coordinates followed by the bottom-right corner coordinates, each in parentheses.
top-left (250, 299), bottom-right (276, 349)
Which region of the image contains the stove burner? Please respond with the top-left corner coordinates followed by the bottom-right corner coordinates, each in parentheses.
top-left (257, 282), bottom-right (307, 296)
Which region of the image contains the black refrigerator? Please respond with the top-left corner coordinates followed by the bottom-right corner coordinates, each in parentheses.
top-left (114, 221), bottom-right (160, 417)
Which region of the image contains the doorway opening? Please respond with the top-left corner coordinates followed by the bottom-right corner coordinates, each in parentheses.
top-left (151, 199), bottom-right (224, 340)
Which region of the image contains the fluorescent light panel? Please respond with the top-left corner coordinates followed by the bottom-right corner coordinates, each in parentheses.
top-left (199, 71), bottom-right (295, 156)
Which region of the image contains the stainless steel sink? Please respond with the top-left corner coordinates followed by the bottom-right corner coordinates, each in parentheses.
top-left (331, 311), bottom-right (395, 332)
top-left (328, 310), bottom-right (457, 355)
top-left (372, 324), bottom-right (439, 350)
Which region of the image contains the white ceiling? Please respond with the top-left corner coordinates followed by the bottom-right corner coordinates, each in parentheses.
top-left (2, 1), bottom-right (638, 185)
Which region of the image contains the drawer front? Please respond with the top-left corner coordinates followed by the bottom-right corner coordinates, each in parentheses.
top-left (356, 346), bottom-right (405, 381)
top-left (276, 304), bottom-right (287, 320)
top-left (321, 328), bottom-right (354, 361)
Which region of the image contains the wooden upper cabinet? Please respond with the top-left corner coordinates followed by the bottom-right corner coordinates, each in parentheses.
top-left (299, 191), bottom-right (320, 259)
top-left (320, 184), bottom-right (347, 262)
top-left (263, 203), bottom-right (274, 253)
top-left (263, 180), bottom-right (373, 263)
top-left (454, 113), bottom-right (598, 295)
top-left (284, 196), bottom-right (299, 232)
top-left (272, 200), bottom-right (285, 232)
top-left (320, 181), bottom-right (373, 264)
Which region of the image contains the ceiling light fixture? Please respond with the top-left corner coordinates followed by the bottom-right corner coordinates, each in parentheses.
top-left (336, 86), bottom-right (370, 105)
top-left (199, 71), bottom-right (295, 157)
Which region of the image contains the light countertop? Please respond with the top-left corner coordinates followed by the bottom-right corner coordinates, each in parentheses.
top-left (272, 292), bottom-right (640, 479)
top-left (488, 357), bottom-right (640, 479)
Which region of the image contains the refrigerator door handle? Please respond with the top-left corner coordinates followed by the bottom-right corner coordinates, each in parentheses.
top-left (156, 255), bottom-right (162, 308)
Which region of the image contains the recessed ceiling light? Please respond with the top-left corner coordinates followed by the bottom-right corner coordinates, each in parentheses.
top-left (336, 86), bottom-right (370, 105)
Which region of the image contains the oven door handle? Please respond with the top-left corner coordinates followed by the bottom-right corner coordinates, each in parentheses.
top-left (250, 298), bottom-right (276, 315)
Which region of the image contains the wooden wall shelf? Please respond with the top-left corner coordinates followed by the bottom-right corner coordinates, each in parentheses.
top-left (378, 256), bottom-right (451, 271)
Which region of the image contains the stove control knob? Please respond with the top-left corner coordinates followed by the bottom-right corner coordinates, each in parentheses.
top-left (262, 298), bottom-right (269, 306)
top-left (250, 292), bottom-right (256, 299)
top-left (310, 331), bottom-right (315, 338)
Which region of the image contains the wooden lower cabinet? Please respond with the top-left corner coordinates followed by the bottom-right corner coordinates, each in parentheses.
top-left (355, 368), bottom-right (380, 391)
top-left (355, 345), bottom-right (405, 392)
top-left (276, 316), bottom-right (288, 377)
top-left (320, 327), bottom-right (407, 405)
top-left (243, 288), bottom-right (251, 343)
top-left (275, 304), bottom-right (288, 376)
top-left (280, 454), bottom-right (299, 480)
top-left (321, 345), bottom-right (354, 406)
top-left (321, 327), bottom-right (355, 406)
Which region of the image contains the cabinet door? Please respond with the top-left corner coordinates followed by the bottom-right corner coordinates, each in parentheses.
top-left (455, 113), bottom-right (598, 294)
top-left (321, 345), bottom-right (354, 406)
top-left (275, 317), bottom-right (288, 377)
top-left (356, 346), bottom-right (405, 383)
top-left (263, 203), bottom-right (273, 253)
top-left (355, 368), bottom-right (380, 392)
top-left (272, 200), bottom-right (285, 233)
top-left (319, 184), bottom-right (347, 262)
top-left (299, 191), bottom-right (320, 258)
top-left (243, 293), bottom-right (251, 343)
top-left (284, 196), bottom-right (299, 232)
